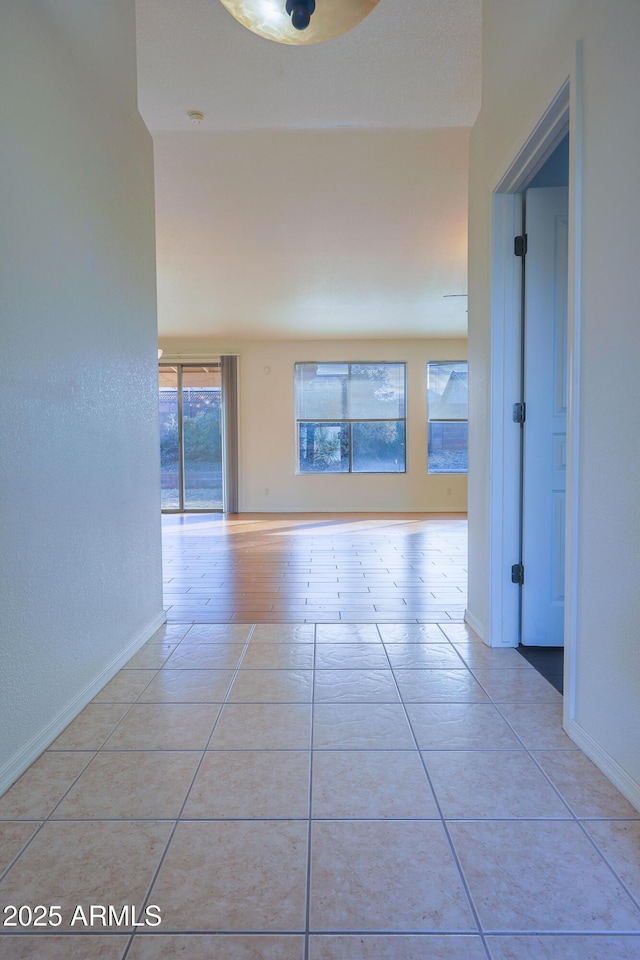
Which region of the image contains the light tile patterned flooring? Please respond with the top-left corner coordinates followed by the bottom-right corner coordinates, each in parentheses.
top-left (1, 515), bottom-right (640, 959)
top-left (161, 513), bottom-right (468, 623)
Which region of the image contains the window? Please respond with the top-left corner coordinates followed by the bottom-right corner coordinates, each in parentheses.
top-left (295, 362), bottom-right (406, 473)
top-left (427, 361), bottom-right (468, 473)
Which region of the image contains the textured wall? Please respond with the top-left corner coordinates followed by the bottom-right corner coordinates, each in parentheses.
top-left (0, 1), bottom-right (164, 789)
top-left (468, 0), bottom-right (640, 801)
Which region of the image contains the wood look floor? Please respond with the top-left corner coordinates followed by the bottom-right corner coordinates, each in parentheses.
top-left (162, 513), bottom-right (468, 623)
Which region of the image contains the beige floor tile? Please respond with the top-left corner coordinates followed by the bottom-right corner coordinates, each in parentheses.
top-left (53, 751), bottom-right (200, 819)
top-left (585, 820), bottom-right (640, 902)
top-left (148, 820), bottom-right (307, 931)
top-left (207, 703), bottom-right (312, 749)
top-left (138, 669), bottom-right (235, 702)
top-left (164, 643), bottom-right (246, 669)
top-left (310, 820), bottom-right (475, 931)
top-left (0, 821), bottom-right (172, 931)
top-left (0, 822), bottom-right (40, 874)
top-left (251, 623), bottom-right (314, 642)
top-left (425, 751), bottom-right (570, 819)
top-left (471, 667), bottom-right (562, 702)
top-left (486, 934), bottom-right (640, 959)
top-left (452, 643), bottom-right (535, 669)
top-left (496, 702), bottom-right (578, 750)
top-left (316, 624), bottom-right (381, 643)
top-left (384, 644), bottom-right (466, 669)
top-left (49, 703), bottom-right (130, 750)
top-left (126, 642), bottom-right (180, 669)
top-left (0, 937), bottom-right (129, 959)
top-left (0, 752), bottom-right (92, 820)
top-left (449, 820), bottom-right (640, 931)
top-left (103, 703), bottom-right (221, 750)
top-left (314, 644), bottom-right (388, 670)
top-left (240, 643), bottom-right (315, 668)
top-left (393, 669), bottom-right (489, 703)
top-left (228, 669), bottom-right (313, 702)
top-left (183, 750), bottom-right (310, 818)
top-left (314, 669), bottom-right (400, 702)
top-left (127, 934), bottom-right (305, 959)
top-left (309, 934), bottom-right (487, 959)
top-left (438, 624), bottom-right (482, 643)
top-left (408, 702), bottom-right (523, 750)
top-left (93, 670), bottom-right (157, 703)
top-left (151, 623), bottom-right (191, 641)
top-left (533, 751), bottom-right (640, 819)
top-left (185, 623), bottom-right (253, 643)
top-left (313, 703), bottom-right (415, 749)
top-left (312, 751), bottom-right (437, 818)
top-left (377, 624), bottom-right (448, 643)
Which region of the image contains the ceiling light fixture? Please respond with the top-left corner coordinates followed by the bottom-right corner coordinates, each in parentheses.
top-left (217, 0), bottom-right (380, 45)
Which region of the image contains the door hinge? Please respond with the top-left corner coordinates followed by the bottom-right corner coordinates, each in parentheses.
top-left (511, 563), bottom-right (524, 585)
top-left (512, 401), bottom-right (526, 424)
top-left (514, 234), bottom-right (528, 257)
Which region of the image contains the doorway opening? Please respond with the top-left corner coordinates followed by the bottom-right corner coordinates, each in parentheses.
top-left (519, 143), bottom-right (569, 648)
top-left (487, 74), bottom-right (582, 712)
top-left (488, 79), bottom-right (580, 676)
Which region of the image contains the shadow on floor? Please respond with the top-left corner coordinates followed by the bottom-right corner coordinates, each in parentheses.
top-left (517, 645), bottom-right (564, 694)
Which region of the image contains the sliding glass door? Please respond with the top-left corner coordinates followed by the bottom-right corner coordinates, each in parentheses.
top-left (159, 363), bottom-right (223, 511)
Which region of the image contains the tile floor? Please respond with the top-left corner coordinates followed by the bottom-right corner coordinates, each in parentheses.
top-left (161, 513), bottom-right (468, 623)
top-left (1, 516), bottom-right (639, 959)
top-left (1, 622), bottom-right (640, 958)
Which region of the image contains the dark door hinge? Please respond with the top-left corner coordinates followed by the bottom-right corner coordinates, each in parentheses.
top-left (514, 234), bottom-right (528, 257)
top-left (511, 563), bottom-right (525, 585)
top-left (512, 402), bottom-right (526, 424)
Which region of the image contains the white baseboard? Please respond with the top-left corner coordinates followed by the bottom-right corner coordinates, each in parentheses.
top-left (0, 610), bottom-right (167, 798)
top-left (566, 717), bottom-right (640, 814)
top-left (463, 608), bottom-right (485, 642)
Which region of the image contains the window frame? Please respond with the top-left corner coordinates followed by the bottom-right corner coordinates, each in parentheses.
top-left (426, 360), bottom-right (469, 475)
top-left (294, 361), bottom-right (407, 475)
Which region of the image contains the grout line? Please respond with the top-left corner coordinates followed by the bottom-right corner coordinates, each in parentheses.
top-left (376, 624), bottom-right (490, 955)
top-left (124, 624), bottom-right (258, 955)
top-left (303, 623), bottom-right (318, 960)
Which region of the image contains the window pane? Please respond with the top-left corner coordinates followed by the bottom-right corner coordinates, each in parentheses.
top-left (349, 363), bottom-right (406, 419)
top-left (352, 421), bottom-right (405, 473)
top-left (428, 422), bottom-right (468, 474)
top-left (182, 366), bottom-right (223, 509)
top-left (159, 365), bottom-right (179, 509)
top-left (295, 363), bottom-right (348, 419)
top-left (427, 362), bottom-right (468, 420)
top-left (298, 422), bottom-right (349, 473)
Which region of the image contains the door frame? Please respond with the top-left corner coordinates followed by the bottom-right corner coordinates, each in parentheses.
top-left (485, 58), bottom-right (584, 725)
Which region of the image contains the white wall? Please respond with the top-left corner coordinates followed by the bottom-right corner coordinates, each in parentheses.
top-left (0, 1), bottom-right (164, 792)
top-left (159, 338), bottom-right (468, 513)
top-left (468, 0), bottom-right (640, 804)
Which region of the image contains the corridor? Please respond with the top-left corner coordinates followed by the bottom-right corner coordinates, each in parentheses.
top-left (0, 516), bottom-right (639, 958)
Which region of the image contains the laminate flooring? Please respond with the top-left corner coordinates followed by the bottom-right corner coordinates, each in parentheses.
top-left (162, 513), bottom-right (468, 623)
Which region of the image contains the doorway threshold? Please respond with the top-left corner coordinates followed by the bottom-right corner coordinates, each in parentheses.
top-left (517, 645), bottom-right (564, 694)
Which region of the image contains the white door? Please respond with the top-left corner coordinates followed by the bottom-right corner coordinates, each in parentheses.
top-left (521, 186), bottom-right (568, 646)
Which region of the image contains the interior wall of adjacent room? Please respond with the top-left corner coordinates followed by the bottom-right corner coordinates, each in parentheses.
top-left (0, 0), bottom-right (164, 792)
top-left (159, 338), bottom-right (468, 512)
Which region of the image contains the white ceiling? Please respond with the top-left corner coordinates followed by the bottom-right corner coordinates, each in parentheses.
top-left (136, 0), bottom-right (481, 340)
